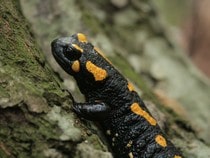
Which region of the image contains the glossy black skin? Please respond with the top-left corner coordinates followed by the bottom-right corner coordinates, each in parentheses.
top-left (51, 34), bottom-right (182, 158)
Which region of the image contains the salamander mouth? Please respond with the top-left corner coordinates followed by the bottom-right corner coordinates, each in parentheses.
top-left (52, 48), bottom-right (66, 66)
top-left (51, 39), bottom-right (69, 65)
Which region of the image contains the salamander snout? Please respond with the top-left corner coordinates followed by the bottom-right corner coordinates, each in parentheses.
top-left (51, 36), bottom-right (83, 75)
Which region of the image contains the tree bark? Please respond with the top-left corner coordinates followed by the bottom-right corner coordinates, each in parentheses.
top-left (0, 1), bottom-right (111, 158)
top-left (0, 0), bottom-right (210, 158)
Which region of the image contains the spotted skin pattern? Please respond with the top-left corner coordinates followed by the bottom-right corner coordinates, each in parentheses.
top-left (51, 33), bottom-right (182, 158)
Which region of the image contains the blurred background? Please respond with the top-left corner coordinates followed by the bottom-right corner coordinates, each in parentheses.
top-left (154, 0), bottom-right (210, 78)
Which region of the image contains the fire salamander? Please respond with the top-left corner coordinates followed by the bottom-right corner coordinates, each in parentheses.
top-left (51, 33), bottom-right (183, 158)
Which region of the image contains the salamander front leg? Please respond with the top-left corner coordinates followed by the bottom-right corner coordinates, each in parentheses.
top-left (72, 102), bottom-right (111, 121)
top-left (66, 90), bottom-right (110, 121)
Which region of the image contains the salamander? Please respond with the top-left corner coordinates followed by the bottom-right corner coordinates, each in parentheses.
top-left (51, 33), bottom-right (183, 158)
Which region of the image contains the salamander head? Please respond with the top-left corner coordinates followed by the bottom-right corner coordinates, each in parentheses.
top-left (51, 33), bottom-right (110, 90)
top-left (51, 33), bottom-right (87, 75)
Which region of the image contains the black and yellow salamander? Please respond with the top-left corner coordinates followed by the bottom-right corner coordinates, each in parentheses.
top-left (51, 33), bottom-right (182, 158)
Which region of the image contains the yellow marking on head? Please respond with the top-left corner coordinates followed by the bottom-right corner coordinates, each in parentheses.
top-left (130, 103), bottom-right (157, 126)
top-left (155, 135), bottom-right (167, 147)
top-left (77, 33), bottom-right (87, 42)
top-left (86, 61), bottom-right (108, 81)
top-left (94, 47), bottom-right (112, 65)
top-left (174, 156), bottom-right (182, 158)
top-left (72, 60), bottom-right (80, 72)
top-left (127, 82), bottom-right (135, 91)
top-left (72, 44), bottom-right (83, 53)
top-left (128, 152), bottom-right (134, 158)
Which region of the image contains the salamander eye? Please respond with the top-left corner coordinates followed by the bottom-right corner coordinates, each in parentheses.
top-left (63, 45), bottom-right (82, 61)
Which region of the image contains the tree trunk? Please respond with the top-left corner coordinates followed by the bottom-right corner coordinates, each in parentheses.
top-left (0, 0), bottom-right (210, 158)
top-left (0, 1), bottom-right (111, 158)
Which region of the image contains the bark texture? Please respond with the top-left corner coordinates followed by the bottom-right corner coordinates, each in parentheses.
top-left (0, 1), bottom-right (111, 158)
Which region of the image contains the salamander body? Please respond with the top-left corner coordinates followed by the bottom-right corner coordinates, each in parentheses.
top-left (51, 33), bottom-right (182, 158)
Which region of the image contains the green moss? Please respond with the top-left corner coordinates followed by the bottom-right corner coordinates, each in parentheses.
top-left (0, 0), bottom-right (64, 99)
top-left (0, 150), bottom-right (8, 158)
top-left (0, 1), bottom-right (81, 157)
top-left (0, 105), bottom-right (65, 157)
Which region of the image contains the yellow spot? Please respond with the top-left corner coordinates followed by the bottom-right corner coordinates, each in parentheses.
top-left (130, 103), bottom-right (157, 126)
top-left (72, 44), bottom-right (83, 53)
top-left (94, 47), bottom-right (112, 65)
top-left (174, 156), bottom-right (182, 158)
top-left (77, 33), bottom-right (87, 42)
top-left (155, 135), bottom-right (167, 147)
top-left (115, 133), bottom-right (119, 137)
top-left (128, 152), bottom-right (134, 158)
top-left (127, 82), bottom-right (135, 91)
top-left (126, 140), bottom-right (133, 148)
top-left (72, 60), bottom-right (80, 72)
top-left (86, 61), bottom-right (108, 81)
